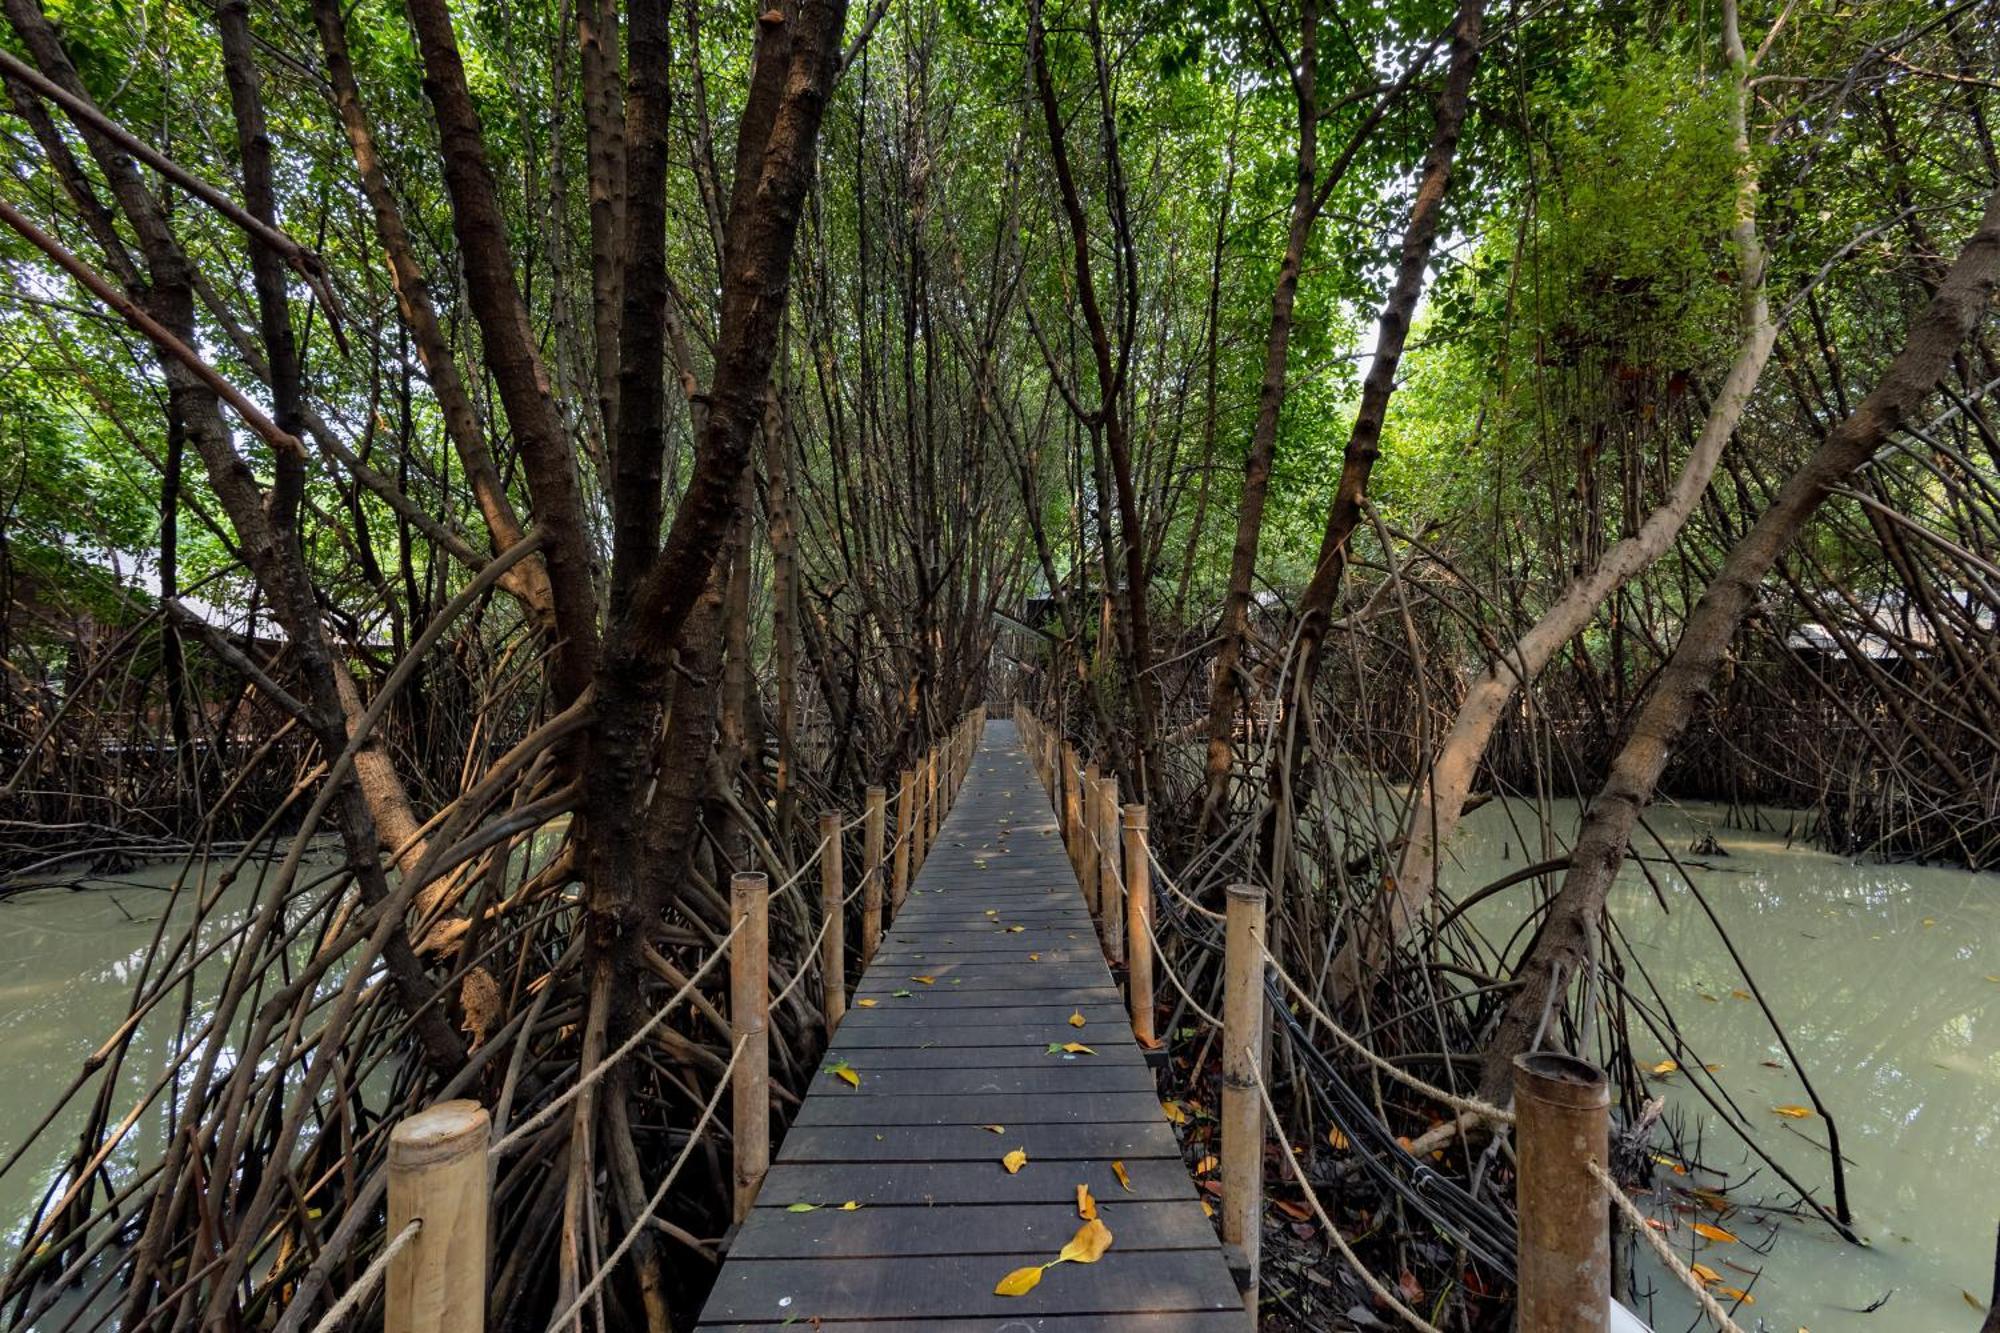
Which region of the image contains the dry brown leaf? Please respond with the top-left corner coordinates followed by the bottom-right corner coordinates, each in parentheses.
top-left (1692, 1222), bottom-right (1738, 1243)
top-left (1056, 1218), bottom-right (1114, 1264)
top-left (1076, 1184), bottom-right (1097, 1220)
top-left (994, 1266), bottom-right (1044, 1297)
top-left (1111, 1160), bottom-right (1132, 1192)
top-left (1003, 1148), bottom-right (1028, 1174)
top-left (1275, 1200), bottom-right (1313, 1221)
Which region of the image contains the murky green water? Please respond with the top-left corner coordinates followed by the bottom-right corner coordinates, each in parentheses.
top-left (1448, 796), bottom-right (2000, 1332)
top-left (3, 806), bottom-right (1994, 1331)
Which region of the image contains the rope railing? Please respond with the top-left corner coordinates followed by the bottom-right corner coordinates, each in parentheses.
top-left (1011, 701), bottom-right (1705, 1333)
top-left (304, 1220), bottom-right (421, 1333)
top-left (318, 705), bottom-right (988, 1333)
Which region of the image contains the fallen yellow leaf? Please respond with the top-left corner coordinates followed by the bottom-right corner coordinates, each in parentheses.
top-left (911, 975), bottom-right (936, 984)
top-left (1003, 1148), bottom-right (1028, 1174)
top-left (1027, 952), bottom-right (1041, 961)
top-left (1690, 1262), bottom-right (1721, 1284)
top-left (979, 1124), bottom-right (1005, 1134)
top-left (1201, 1199), bottom-right (1214, 1217)
top-left (829, 1061), bottom-right (860, 1088)
top-left (1771, 1105), bottom-right (1814, 1119)
top-left (1194, 1154), bottom-right (1218, 1174)
top-left (1161, 1100), bottom-right (1189, 1125)
top-left (1069, 1011), bottom-right (1087, 1028)
top-left (1111, 1160), bottom-right (1132, 1192)
top-left (855, 998), bottom-right (879, 1008)
top-left (839, 1201), bottom-right (861, 1211)
top-left (1716, 1287), bottom-right (1754, 1305)
top-left (1328, 1126), bottom-right (1349, 1150)
top-left (1056, 1218), bottom-right (1114, 1264)
top-left (1692, 1222), bottom-right (1738, 1243)
top-left (1007, 925), bottom-right (1025, 933)
top-left (1077, 1184), bottom-right (1097, 1220)
top-left (1060, 1042), bottom-right (1096, 1054)
top-left (994, 1265), bottom-right (1043, 1297)
top-left (1651, 1059), bottom-right (1679, 1075)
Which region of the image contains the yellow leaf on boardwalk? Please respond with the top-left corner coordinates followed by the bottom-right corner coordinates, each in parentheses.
top-left (828, 1061), bottom-right (859, 1088)
top-left (1772, 1105), bottom-right (1814, 1119)
top-left (1060, 1042), bottom-right (1095, 1055)
top-left (911, 975), bottom-right (936, 984)
top-left (979, 1124), bottom-right (1005, 1134)
top-left (1008, 925), bottom-right (1026, 933)
top-left (994, 1266), bottom-right (1043, 1297)
top-left (839, 1201), bottom-right (861, 1210)
top-left (1111, 1160), bottom-right (1132, 1192)
top-left (855, 998), bottom-right (879, 1008)
top-left (1069, 1011), bottom-right (1087, 1028)
top-left (1027, 952), bottom-right (1041, 961)
top-left (1057, 1218), bottom-right (1114, 1264)
top-left (1692, 1222), bottom-right (1738, 1243)
top-left (1003, 1148), bottom-right (1028, 1174)
top-left (1076, 1184), bottom-right (1097, 1220)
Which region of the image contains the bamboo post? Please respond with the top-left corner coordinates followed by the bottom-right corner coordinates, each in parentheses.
top-left (730, 870), bottom-right (770, 1221)
top-left (892, 769), bottom-right (915, 915)
top-left (1513, 1052), bottom-right (1611, 1333)
top-left (912, 755), bottom-right (930, 870)
top-left (819, 810), bottom-right (845, 1038)
top-left (923, 750), bottom-right (939, 850)
top-left (1219, 882), bottom-right (1267, 1307)
top-left (386, 1100), bottom-right (488, 1333)
top-left (1096, 773), bottom-right (1122, 965)
top-left (1080, 759), bottom-right (1102, 918)
top-left (1061, 742), bottom-right (1083, 872)
top-left (1122, 803), bottom-right (1153, 1045)
top-left (861, 785), bottom-right (885, 965)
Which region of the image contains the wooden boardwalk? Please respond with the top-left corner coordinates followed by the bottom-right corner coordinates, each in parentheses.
top-left (695, 719), bottom-right (1247, 1330)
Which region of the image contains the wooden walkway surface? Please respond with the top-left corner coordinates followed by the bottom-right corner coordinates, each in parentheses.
top-left (695, 719), bottom-right (1247, 1330)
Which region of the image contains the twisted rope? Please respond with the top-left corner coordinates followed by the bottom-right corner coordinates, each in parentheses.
top-left (304, 1219), bottom-right (421, 1333)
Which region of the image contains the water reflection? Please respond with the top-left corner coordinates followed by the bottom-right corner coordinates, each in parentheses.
top-left (1451, 798), bottom-right (2000, 1332)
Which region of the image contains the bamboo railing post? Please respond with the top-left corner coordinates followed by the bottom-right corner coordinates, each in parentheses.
top-left (912, 755), bottom-right (930, 870)
top-left (819, 810), bottom-right (845, 1038)
top-left (1061, 742), bottom-right (1082, 870)
top-left (861, 785), bottom-right (885, 965)
top-left (1096, 773), bottom-right (1122, 965)
top-left (386, 1100), bottom-right (488, 1333)
top-left (1122, 803), bottom-right (1153, 1045)
top-left (730, 870), bottom-right (770, 1221)
top-left (1219, 882), bottom-right (1267, 1308)
top-left (1514, 1052), bottom-right (1611, 1333)
top-left (923, 750), bottom-right (939, 850)
top-left (1080, 759), bottom-right (1102, 919)
top-left (892, 769), bottom-right (915, 916)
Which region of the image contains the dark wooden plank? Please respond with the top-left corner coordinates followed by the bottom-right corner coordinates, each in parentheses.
top-left (817, 1044), bottom-right (1145, 1070)
top-left (695, 1251), bottom-right (1243, 1323)
top-left (833, 1003), bottom-right (1129, 1029)
top-left (775, 1122), bottom-right (1180, 1163)
top-left (699, 1315), bottom-right (1252, 1331)
top-left (800, 1064), bottom-right (1159, 1098)
top-left (755, 1157), bottom-right (1199, 1207)
top-left (791, 1091), bottom-right (1167, 1127)
top-left (725, 1198), bottom-right (1217, 1256)
top-left (843, 987), bottom-right (1117, 1011)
